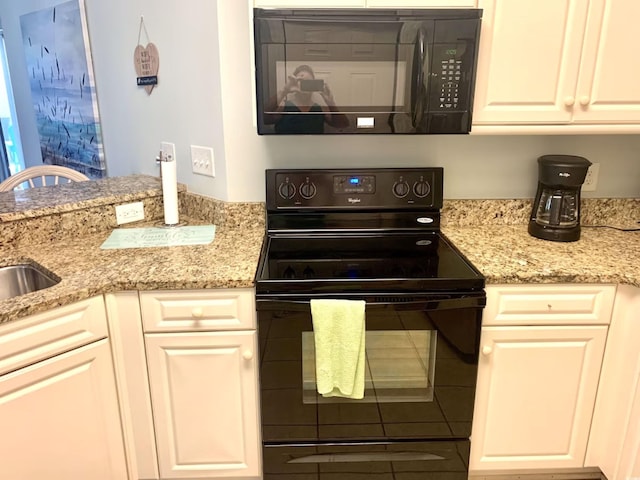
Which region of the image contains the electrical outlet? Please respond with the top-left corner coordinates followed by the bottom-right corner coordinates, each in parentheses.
top-left (115, 202), bottom-right (145, 224)
top-left (582, 163), bottom-right (600, 192)
top-left (191, 145), bottom-right (215, 177)
top-left (160, 141), bottom-right (176, 162)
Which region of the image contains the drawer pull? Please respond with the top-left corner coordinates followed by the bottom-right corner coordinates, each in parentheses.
top-left (243, 350), bottom-right (254, 360)
top-left (482, 345), bottom-right (493, 356)
top-left (192, 307), bottom-right (204, 318)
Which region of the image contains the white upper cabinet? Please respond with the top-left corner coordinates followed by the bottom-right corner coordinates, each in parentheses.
top-left (572, 0), bottom-right (640, 124)
top-left (472, 0), bottom-right (640, 132)
top-left (254, 1), bottom-right (477, 7)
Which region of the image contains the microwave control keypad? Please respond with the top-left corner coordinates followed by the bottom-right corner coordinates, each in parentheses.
top-left (439, 59), bottom-right (462, 110)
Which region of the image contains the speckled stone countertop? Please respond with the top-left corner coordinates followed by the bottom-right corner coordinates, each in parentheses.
top-left (442, 198), bottom-right (640, 287)
top-left (0, 175), bottom-right (265, 324)
top-left (443, 224), bottom-right (640, 286)
top-left (0, 175), bottom-right (638, 325)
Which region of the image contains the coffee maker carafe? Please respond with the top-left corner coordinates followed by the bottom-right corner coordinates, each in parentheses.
top-left (528, 155), bottom-right (592, 242)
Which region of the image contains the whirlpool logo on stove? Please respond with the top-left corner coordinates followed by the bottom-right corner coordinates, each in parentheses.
top-left (348, 197), bottom-right (362, 204)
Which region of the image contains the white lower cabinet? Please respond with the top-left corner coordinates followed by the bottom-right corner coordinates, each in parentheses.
top-left (145, 331), bottom-right (260, 479)
top-left (0, 338), bottom-right (127, 480)
top-left (470, 284), bottom-right (615, 472)
top-left (134, 289), bottom-right (262, 480)
top-left (470, 325), bottom-right (607, 470)
top-left (586, 285), bottom-right (640, 480)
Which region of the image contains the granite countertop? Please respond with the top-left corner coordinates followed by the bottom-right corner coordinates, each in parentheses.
top-left (0, 176), bottom-right (638, 325)
top-left (443, 224), bottom-right (640, 286)
top-left (0, 218), bottom-right (265, 324)
top-left (441, 197), bottom-right (640, 288)
top-left (0, 175), bottom-right (265, 324)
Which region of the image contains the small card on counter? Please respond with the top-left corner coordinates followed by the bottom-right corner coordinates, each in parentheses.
top-left (100, 225), bottom-right (216, 249)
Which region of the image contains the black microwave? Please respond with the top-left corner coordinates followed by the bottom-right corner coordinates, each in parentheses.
top-left (253, 8), bottom-right (482, 135)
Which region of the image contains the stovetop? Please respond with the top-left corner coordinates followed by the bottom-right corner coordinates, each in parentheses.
top-left (255, 231), bottom-right (484, 294)
top-left (255, 167), bottom-right (484, 295)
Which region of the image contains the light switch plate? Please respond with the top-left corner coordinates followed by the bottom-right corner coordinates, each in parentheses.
top-left (191, 145), bottom-right (215, 177)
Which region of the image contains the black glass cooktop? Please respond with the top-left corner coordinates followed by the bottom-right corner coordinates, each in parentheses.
top-left (255, 231), bottom-right (484, 294)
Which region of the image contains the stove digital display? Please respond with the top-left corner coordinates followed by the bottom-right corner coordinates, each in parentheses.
top-left (334, 175), bottom-right (375, 194)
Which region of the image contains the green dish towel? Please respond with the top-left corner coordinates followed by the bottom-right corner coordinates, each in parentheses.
top-left (310, 299), bottom-right (366, 400)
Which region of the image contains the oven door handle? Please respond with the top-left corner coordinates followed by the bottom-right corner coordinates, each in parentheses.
top-left (256, 296), bottom-right (485, 312)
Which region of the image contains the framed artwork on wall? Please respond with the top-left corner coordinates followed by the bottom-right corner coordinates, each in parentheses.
top-left (19, 0), bottom-right (106, 179)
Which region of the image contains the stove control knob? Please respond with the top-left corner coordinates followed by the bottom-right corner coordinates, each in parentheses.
top-left (413, 179), bottom-right (431, 198)
top-left (299, 180), bottom-right (317, 199)
top-left (392, 180), bottom-right (410, 198)
top-left (278, 181), bottom-right (296, 200)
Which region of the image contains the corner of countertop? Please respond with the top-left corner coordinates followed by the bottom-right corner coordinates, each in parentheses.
top-left (0, 174), bottom-right (181, 222)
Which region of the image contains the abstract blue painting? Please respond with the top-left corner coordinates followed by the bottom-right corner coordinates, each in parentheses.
top-left (20, 0), bottom-right (106, 179)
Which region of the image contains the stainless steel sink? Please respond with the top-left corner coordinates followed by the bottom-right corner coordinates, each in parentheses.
top-left (0, 264), bottom-right (60, 301)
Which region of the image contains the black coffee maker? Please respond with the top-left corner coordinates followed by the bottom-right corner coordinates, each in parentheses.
top-left (528, 155), bottom-right (592, 242)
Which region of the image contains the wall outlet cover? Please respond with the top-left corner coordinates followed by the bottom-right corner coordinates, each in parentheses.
top-left (583, 163), bottom-right (600, 192)
top-left (115, 201), bottom-right (145, 224)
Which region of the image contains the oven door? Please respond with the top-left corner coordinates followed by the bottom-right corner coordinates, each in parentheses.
top-left (256, 293), bottom-right (484, 444)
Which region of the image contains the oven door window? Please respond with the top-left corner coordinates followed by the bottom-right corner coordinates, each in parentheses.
top-left (302, 329), bottom-right (436, 404)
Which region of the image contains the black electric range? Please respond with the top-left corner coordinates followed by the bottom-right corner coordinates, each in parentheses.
top-left (254, 168), bottom-right (487, 480)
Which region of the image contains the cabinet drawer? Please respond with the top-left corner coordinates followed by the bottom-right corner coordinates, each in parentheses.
top-left (139, 289), bottom-right (256, 333)
top-left (0, 296), bottom-right (108, 375)
top-left (484, 285), bottom-right (616, 326)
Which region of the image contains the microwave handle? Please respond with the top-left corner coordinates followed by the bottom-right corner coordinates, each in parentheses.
top-left (411, 27), bottom-right (430, 128)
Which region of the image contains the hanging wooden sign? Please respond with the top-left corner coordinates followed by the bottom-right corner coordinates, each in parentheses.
top-left (134, 17), bottom-right (158, 94)
top-left (134, 43), bottom-right (159, 94)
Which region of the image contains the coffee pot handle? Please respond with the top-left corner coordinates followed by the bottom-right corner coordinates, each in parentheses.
top-left (549, 195), bottom-right (562, 226)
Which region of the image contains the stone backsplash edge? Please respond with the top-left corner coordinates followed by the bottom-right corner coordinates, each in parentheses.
top-left (1, 191), bottom-right (635, 248)
top-left (442, 198), bottom-right (640, 228)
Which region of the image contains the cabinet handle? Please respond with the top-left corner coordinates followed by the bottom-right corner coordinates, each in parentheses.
top-left (564, 96), bottom-right (575, 106)
top-left (192, 307), bottom-right (204, 318)
top-left (243, 350), bottom-right (254, 360)
top-left (482, 345), bottom-right (493, 356)
top-left (579, 96), bottom-right (590, 106)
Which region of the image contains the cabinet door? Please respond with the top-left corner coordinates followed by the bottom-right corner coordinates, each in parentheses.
top-left (145, 331), bottom-right (261, 479)
top-left (586, 285), bottom-right (640, 480)
top-left (572, 0), bottom-right (640, 124)
top-left (470, 325), bottom-right (607, 471)
top-left (472, 0), bottom-right (589, 124)
top-left (0, 339), bottom-right (127, 480)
